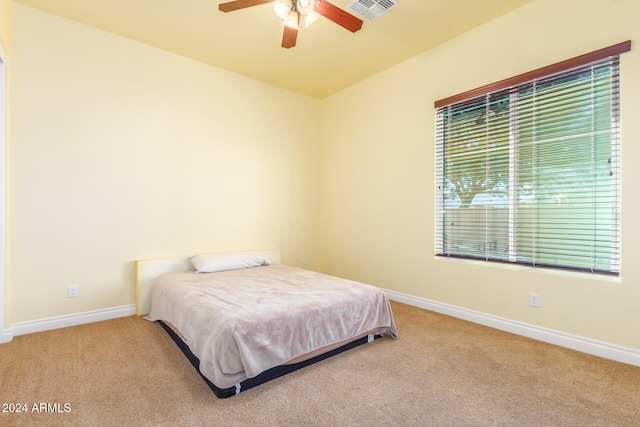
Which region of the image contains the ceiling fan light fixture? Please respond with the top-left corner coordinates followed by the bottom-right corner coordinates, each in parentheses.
top-left (296, 0), bottom-right (316, 15)
top-left (273, 0), bottom-right (292, 20)
top-left (283, 10), bottom-right (299, 29)
top-left (303, 10), bottom-right (320, 27)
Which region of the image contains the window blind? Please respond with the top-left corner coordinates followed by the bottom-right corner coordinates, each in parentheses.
top-left (435, 43), bottom-right (629, 275)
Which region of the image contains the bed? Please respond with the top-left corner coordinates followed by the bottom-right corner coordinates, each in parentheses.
top-left (136, 249), bottom-right (398, 398)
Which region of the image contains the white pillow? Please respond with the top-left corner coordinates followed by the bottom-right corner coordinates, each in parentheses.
top-left (190, 252), bottom-right (271, 274)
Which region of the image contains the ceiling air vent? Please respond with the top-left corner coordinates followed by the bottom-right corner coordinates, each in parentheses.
top-left (347, 0), bottom-right (399, 22)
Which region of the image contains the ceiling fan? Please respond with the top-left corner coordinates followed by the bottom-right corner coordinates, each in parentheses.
top-left (218, 0), bottom-right (364, 49)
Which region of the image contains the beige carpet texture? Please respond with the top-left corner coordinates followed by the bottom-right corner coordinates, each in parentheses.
top-left (1, 301), bottom-right (639, 426)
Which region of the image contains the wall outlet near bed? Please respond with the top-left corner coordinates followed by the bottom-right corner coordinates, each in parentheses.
top-left (68, 285), bottom-right (79, 298)
top-left (529, 293), bottom-right (540, 308)
top-left (300, 259), bottom-right (307, 268)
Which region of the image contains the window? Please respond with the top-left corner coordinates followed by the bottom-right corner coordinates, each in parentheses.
top-left (435, 42), bottom-right (631, 275)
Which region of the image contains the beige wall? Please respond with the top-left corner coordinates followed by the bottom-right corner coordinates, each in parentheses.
top-left (0, 0), bottom-right (12, 55)
top-left (11, 4), bottom-right (321, 322)
top-left (10, 0), bottom-right (640, 354)
top-left (321, 0), bottom-right (640, 351)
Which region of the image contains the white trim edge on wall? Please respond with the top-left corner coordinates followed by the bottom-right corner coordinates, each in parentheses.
top-left (1, 327), bottom-right (11, 343)
top-left (6, 304), bottom-right (136, 339)
top-left (3, 292), bottom-right (639, 369)
top-left (0, 38), bottom-right (8, 346)
top-left (384, 289), bottom-right (640, 368)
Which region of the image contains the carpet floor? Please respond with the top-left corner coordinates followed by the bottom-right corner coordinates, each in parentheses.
top-left (1, 301), bottom-right (639, 426)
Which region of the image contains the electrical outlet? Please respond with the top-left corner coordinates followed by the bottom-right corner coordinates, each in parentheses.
top-left (68, 285), bottom-right (79, 298)
top-left (529, 293), bottom-right (540, 308)
top-left (300, 259), bottom-right (307, 268)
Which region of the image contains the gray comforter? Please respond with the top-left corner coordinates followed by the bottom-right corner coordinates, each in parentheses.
top-left (145, 264), bottom-right (398, 389)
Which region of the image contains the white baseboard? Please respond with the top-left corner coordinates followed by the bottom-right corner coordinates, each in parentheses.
top-left (4, 295), bottom-right (639, 368)
top-left (1, 327), bottom-right (12, 343)
top-left (5, 305), bottom-right (136, 340)
top-left (385, 289), bottom-right (640, 367)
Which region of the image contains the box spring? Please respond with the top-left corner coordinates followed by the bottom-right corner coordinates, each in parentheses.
top-left (157, 320), bottom-right (381, 398)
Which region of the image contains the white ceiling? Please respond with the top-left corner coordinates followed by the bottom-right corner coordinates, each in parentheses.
top-left (15, 0), bottom-right (534, 99)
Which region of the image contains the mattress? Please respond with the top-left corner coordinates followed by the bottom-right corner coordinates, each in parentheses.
top-left (145, 264), bottom-right (398, 391)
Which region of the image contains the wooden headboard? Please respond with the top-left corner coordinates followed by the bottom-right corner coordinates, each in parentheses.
top-left (135, 248), bottom-right (281, 316)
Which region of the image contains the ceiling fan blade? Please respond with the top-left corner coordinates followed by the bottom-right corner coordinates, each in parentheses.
top-left (315, 0), bottom-right (363, 33)
top-left (281, 12), bottom-right (299, 48)
top-left (218, 0), bottom-right (273, 13)
top-left (282, 25), bottom-right (298, 49)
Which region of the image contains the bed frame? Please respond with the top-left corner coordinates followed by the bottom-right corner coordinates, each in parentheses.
top-left (135, 248), bottom-right (382, 398)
